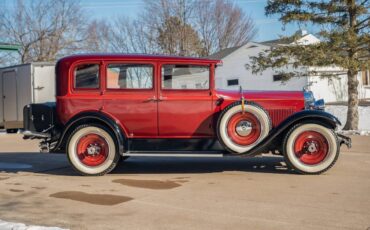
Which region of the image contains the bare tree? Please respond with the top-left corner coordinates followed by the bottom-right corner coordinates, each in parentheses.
top-left (108, 0), bottom-right (256, 57)
top-left (194, 0), bottom-right (257, 56)
top-left (158, 16), bottom-right (203, 56)
top-left (0, 0), bottom-right (87, 64)
top-left (110, 17), bottom-right (158, 54)
top-left (84, 20), bottom-right (112, 53)
top-left (141, 0), bottom-right (198, 55)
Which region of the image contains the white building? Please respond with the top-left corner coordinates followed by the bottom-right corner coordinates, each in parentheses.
top-left (210, 32), bottom-right (370, 103)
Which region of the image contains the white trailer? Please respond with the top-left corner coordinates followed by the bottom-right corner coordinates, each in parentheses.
top-left (0, 62), bottom-right (55, 132)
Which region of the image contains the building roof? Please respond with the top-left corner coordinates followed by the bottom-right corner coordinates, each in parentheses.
top-left (206, 32), bottom-right (319, 60)
top-left (207, 46), bottom-right (242, 60)
top-left (259, 37), bottom-right (296, 46)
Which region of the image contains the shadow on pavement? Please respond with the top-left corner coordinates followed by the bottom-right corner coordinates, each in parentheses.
top-left (0, 152), bottom-right (294, 176)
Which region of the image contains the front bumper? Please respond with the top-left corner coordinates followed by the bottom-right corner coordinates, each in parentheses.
top-left (338, 133), bottom-right (352, 148)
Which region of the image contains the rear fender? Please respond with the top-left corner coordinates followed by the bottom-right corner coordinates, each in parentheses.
top-left (52, 111), bottom-right (126, 154)
top-left (243, 110), bottom-right (341, 156)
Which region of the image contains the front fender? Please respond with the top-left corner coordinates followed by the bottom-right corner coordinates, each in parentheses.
top-left (243, 110), bottom-right (341, 156)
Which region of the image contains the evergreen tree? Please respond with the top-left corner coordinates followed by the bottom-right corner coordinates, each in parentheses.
top-left (249, 0), bottom-right (369, 130)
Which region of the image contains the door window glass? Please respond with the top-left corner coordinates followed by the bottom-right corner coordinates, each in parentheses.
top-left (162, 65), bottom-right (209, 90)
top-left (74, 64), bottom-right (99, 89)
top-left (107, 64), bottom-right (153, 89)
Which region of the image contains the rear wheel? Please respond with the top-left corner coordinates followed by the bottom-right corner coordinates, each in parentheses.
top-left (217, 101), bottom-right (271, 153)
top-left (283, 123), bottom-right (339, 174)
top-left (67, 124), bottom-right (120, 176)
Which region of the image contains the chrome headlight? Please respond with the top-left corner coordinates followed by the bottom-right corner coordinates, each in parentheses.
top-left (304, 89), bottom-right (325, 110)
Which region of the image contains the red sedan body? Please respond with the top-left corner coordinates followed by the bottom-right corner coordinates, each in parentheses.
top-left (55, 54), bottom-right (304, 140)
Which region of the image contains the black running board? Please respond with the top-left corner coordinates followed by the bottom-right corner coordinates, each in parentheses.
top-left (122, 151), bottom-right (225, 158)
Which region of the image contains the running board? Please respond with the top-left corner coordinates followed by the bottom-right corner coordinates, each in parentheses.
top-left (122, 152), bottom-right (224, 158)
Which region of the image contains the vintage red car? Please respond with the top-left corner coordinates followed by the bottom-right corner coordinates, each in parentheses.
top-left (23, 54), bottom-right (351, 176)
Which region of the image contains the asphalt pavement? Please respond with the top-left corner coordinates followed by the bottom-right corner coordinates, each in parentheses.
top-left (0, 134), bottom-right (369, 230)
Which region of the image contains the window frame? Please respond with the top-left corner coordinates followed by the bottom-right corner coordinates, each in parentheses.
top-left (160, 63), bottom-right (211, 91)
top-left (70, 61), bottom-right (102, 93)
top-left (104, 61), bottom-right (155, 92)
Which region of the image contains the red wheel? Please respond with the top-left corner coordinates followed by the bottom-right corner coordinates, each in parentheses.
top-left (293, 131), bottom-right (329, 165)
top-left (76, 134), bottom-right (109, 167)
top-left (217, 101), bottom-right (271, 153)
top-left (67, 124), bottom-right (120, 176)
top-left (226, 112), bottom-right (261, 146)
top-left (283, 123), bottom-right (339, 174)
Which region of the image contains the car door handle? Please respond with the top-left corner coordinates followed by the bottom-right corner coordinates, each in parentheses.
top-left (158, 96), bottom-right (167, 101)
top-left (143, 96), bottom-right (157, 102)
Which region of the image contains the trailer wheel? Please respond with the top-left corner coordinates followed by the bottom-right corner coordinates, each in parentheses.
top-left (67, 124), bottom-right (120, 176)
top-left (283, 123), bottom-right (339, 174)
top-left (6, 129), bottom-right (18, 134)
top-left (217, 101), bottom-right (271, 153)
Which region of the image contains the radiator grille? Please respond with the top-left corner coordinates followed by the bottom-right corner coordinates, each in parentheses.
top-left (267, 108), bottom-right (295, 127)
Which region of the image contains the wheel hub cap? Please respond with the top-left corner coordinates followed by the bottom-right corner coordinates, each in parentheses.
top-left (227, 112), bottom-right (261, 146)
top-left (294, 131), bottom-right (329, 165)
top-left (235, 120), bottom-right (253, 136)
top-left (87, 143), bottom-right (101, 155)
top-left (76, 134), bottom-right (108, 167)
top-left (306, 142), bottom-right (318, 153)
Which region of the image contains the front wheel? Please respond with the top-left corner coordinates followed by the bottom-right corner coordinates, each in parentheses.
top-left (283, 123), bottom-right (339, 174)
top-left (67, 124), bottom-right (120, 176)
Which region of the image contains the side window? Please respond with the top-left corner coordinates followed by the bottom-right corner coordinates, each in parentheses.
top-left (74, 64), bottom-right (99, 89)
top-left (162, 64), bottom-right (209, 90)
top-left (107, 64), bottom-right (153, 89)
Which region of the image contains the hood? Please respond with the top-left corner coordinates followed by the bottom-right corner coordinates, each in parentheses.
top-left (216, 89), bottom-right (304, 101)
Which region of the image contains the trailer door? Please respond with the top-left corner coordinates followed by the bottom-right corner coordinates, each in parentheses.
top-left (33, 65), bottom-right (56, 103)
top-left (2, 70), bottom-right (18, 124)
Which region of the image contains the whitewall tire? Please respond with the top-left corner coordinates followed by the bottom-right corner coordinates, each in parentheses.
top-left (67, 124), bottom-right (120, 176)
top-left (283, 123), bottom-right (339, 174)
top-left (217, 101), bottom-right (271, 153)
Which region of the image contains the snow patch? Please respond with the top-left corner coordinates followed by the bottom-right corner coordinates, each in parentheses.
top-left (0, 220), bottom-right (67, 230)
top-left (325, 105), bottom-right (370, 133)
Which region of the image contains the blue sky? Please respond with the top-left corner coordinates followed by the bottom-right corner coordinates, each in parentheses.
top-left (79, 0), bottom-right (302, 41)
top-left (3, 0), bottom-right (305, 41)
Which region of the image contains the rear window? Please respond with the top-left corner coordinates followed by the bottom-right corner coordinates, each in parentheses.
top-left (74, 64), bottom-right (99, 89)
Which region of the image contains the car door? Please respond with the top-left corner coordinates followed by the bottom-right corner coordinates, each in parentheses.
top-left (158, 63), bottom-right (214, 137)
top-left (103, 61), bottom-right (158, 138)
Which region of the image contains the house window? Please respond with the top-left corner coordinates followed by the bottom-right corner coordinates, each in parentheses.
top-left (273, 74), bottom-right (283, 82)
top-left (362, 70), bottom-right (370, 86)
top-left (227, 79), bottom-right (239, 86)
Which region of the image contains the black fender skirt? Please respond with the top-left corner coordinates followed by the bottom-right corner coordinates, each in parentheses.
top-left (241, 110), bottom-right (342, 156)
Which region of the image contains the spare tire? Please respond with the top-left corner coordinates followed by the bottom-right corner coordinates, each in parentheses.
top-left (217, 101), bottom-right (271, 153)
